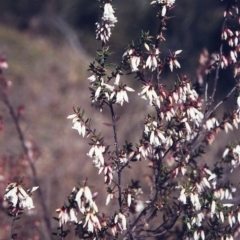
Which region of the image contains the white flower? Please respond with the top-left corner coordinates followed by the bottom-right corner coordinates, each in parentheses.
top-left (115, 86), bottom-right (135, 106)
top-left (56, 206), bottom-right (78, 227)
top-left (4, 183), bottom-right (38, 211)
top-left (19, 195), bottom-right (34, 210)
top-left (127, 194), bottom-right (132, 207)
top-left (237, 95), bottom-right (240, 109)
top-left (4, 186), bottom-right (18, 207)
top-left (187, 106), bottom-right (204, 126)
top-left (222, 148), bottom-right (230, 158)
top-left (169, 50), bottom-right (182, 71)
top-left (102, 3), bottom-right (117, 24)
top-left (99, 165), bottom-right (113, 184)
top-left (106, 193), bottom-right (114, 205)
top-left (56, 207), bottom-right (70, 227)
top-left (178, 188), bottom-right (187, 204)
top-left (114, 213), bottom-right (127, 231)
top-left (75, 185), bottom-right (97, 214)
top-left (130, 56), bottom-right (141, 72)
top-left (114, 74), bottom-right (121, 85)
top-left (95, 3), bottom-right (117, 43)
top-left (139, 84), bottom-right (160, 108)
top-left (204, 117), bottom-right (219, 130)
top-left (67, 113), bottom-right (86, 137)
top-left (151, 0), bottom-right (176, 7)
top-left (146, 48), bottom-right (159, 71)
top-left (211, 200), bottom-right (216, 217)
top-left (88, 142), bottom-right (106, 166)
top-left (83, 212), bottom-right (101, 233)
top-left (190, 192), bottom-right (201, 210)
top-left (69, 208), bottom-right (78, 223)
top-left (88, 74), bottom-right (97, 83)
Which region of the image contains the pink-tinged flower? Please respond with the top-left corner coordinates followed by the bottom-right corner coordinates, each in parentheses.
top-left (168, 50), bottom-right (182, 72)
top-left (0, 58), bottom-right (8, 70)
top-left (115, 86), bottom-right (135, 106)
top-left (83, 212), bottom-right (101, 233)
top-left (56, 207), bottom-right (70, 227)
top-left (56, 206), bottom-right (78, 227)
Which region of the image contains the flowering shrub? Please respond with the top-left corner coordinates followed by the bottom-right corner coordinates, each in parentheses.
top-left (2, 0), bottom-right (240, 239)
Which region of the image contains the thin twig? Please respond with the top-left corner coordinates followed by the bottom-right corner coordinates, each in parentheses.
top-left (109, 103), bottom-right (122, 210)
top-left (11, 213), bottom-right (17, 240)
top-left (206, 16), bottom-right (228, 115)
top-left (208, 86), bottom-right (236, 117)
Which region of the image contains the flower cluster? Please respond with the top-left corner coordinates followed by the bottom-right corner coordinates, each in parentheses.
top-left (96, 3), bottom-right (117, 43)
top-left (56, 184), bottom-right (101, 235)
top-left (4, 182), bottom-right (38, 212)
top-left (61, 0), bottom-right (240, 239)
top-left (151, 0), bottom-right (176, 16)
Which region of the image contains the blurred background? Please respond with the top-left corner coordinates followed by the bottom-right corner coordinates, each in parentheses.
top-left (0, 0), bottom-right (238, 239)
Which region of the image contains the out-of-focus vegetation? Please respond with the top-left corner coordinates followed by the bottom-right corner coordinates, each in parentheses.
top-left (0, 0), bottom-right (231, 95)
top-left (0, 1), bottom-right (238, 239)
top-left (0, 0), bottom-right (224, 59)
